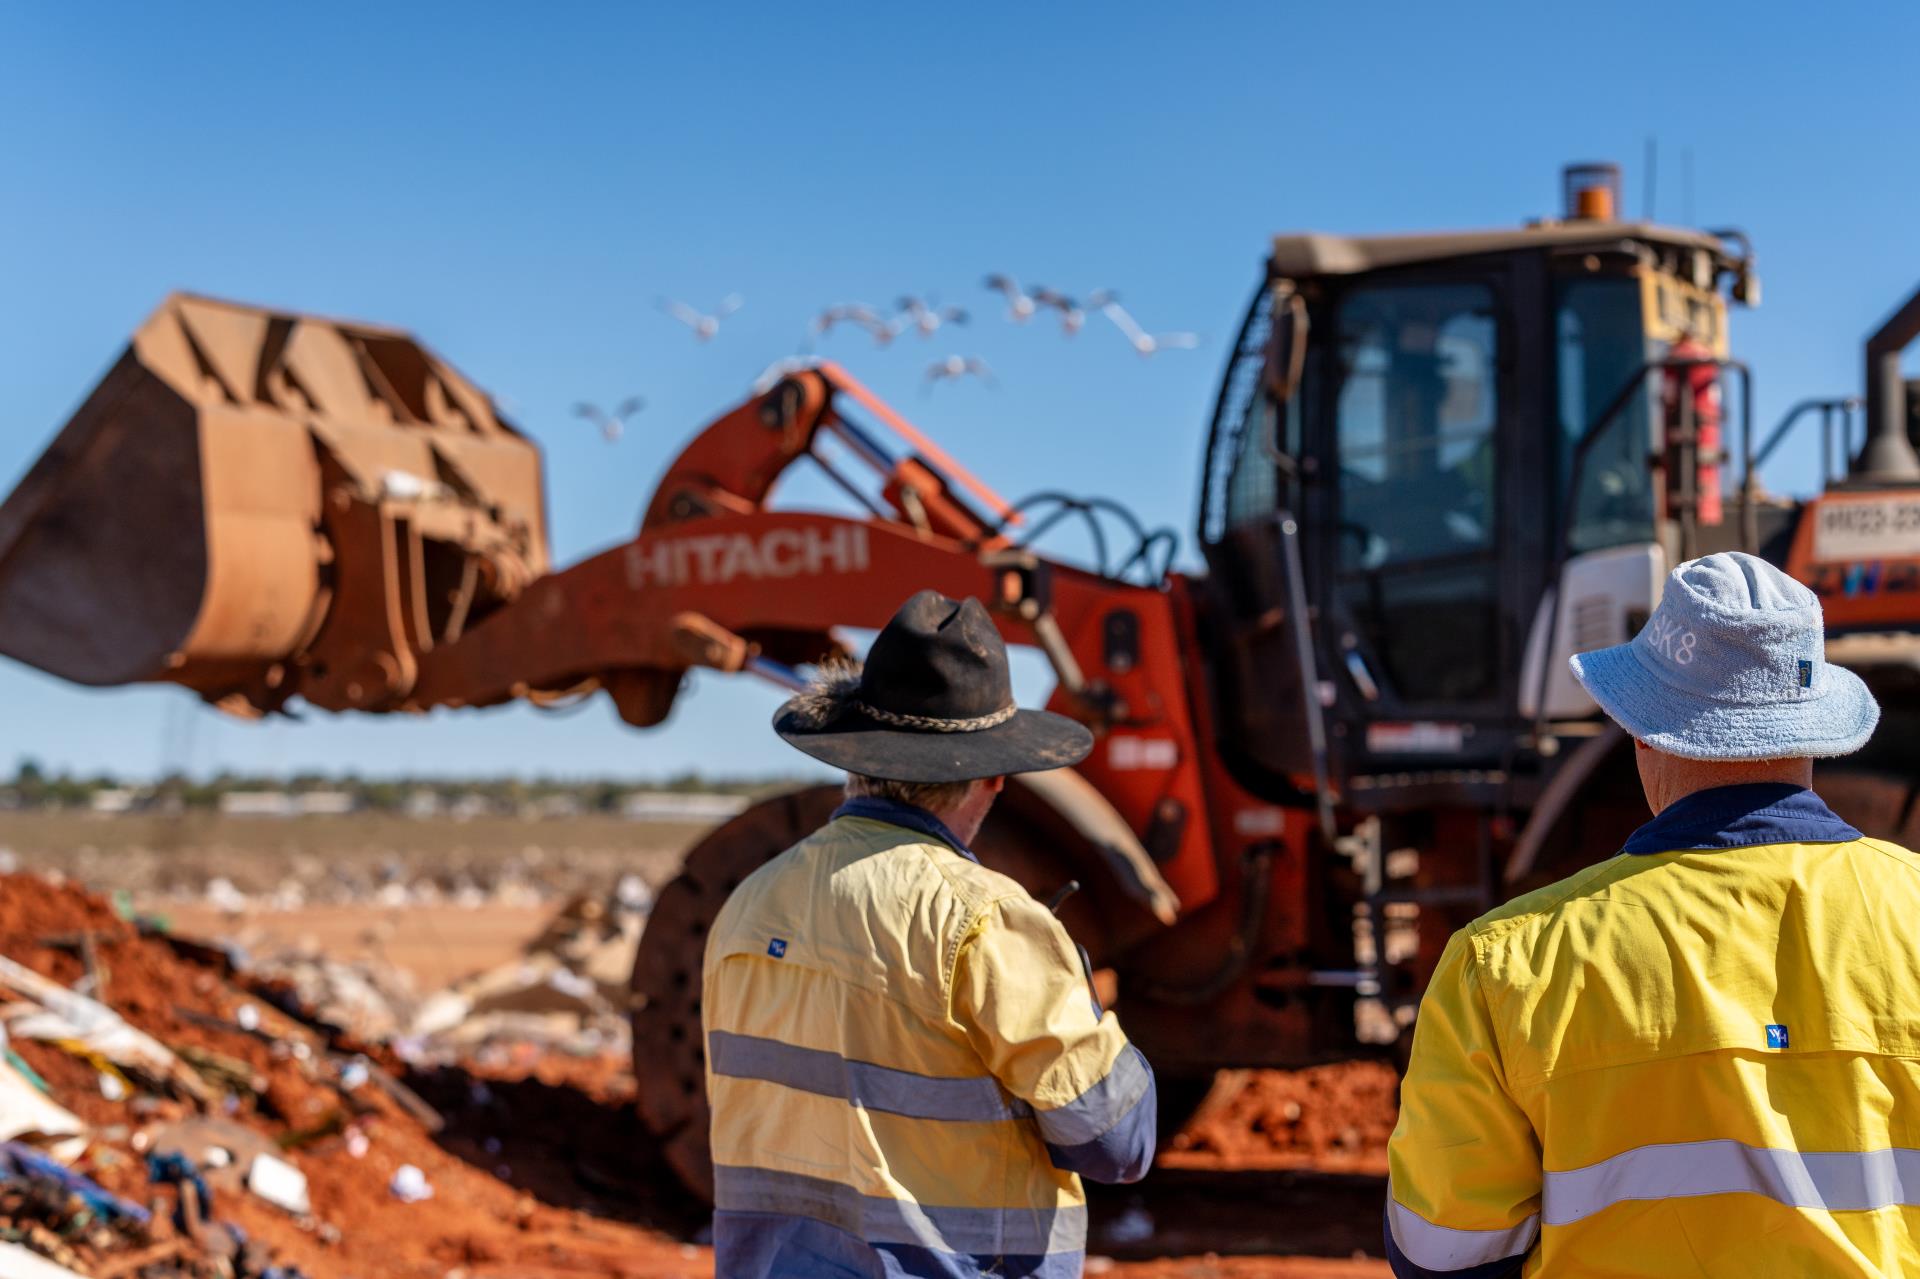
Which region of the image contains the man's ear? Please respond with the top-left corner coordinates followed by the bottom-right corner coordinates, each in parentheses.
top-left (1633, 738), bottom-right (1650, 753)
top-left (987, 775), bottom-right (1007, 794)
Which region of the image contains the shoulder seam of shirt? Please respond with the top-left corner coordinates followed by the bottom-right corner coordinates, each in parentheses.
top-left (1457, 936), bottom-right (1519, 1087)
top-left (942, 886), bottom-right (1048, 1027)
top-left (917, 843), bottom-right (1027, 1013)
top-left (1855, 836), bottom-right (1920, 872)
top-left (1467, 854), bottom-right (1629, 947)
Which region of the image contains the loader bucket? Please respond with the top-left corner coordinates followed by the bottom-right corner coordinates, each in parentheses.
top-left (0, 293), bottom-right (548, 716)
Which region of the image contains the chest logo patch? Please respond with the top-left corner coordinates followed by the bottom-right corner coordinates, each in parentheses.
top-left (1766, 1024), bottom-right (1789, 1049)
top-left (767, 938), bottom-right (788, 959)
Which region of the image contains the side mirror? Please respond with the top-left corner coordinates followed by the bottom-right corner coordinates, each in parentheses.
top-left (1261, 283), bottom-right (1310, 473)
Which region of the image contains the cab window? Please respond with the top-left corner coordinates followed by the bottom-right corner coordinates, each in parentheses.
top-left (1333, 281), bottom-right (1501, 706)
top-left (1335, 283), bottom-right (1498, 571)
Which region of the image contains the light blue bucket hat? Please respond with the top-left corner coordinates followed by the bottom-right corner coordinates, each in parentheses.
top-left (1568, 551), bottom-right (1880, 761)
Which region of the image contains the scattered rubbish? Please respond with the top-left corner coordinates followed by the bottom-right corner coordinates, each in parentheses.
top-left (147, 1118), bottom-right (279, 1193)
top-left (0, 870), bottom-right (710, 1276)
top-left (178, 1042), bottom-right (266, 1097)
top-left (389, 1162), bottom-right (434, 1202)
top-left (147, 1148), bottom-right (216, 1229)
top-left (0, 1053), bottom-right (85, 1161)
top-left (0, 955), bottom-right (212, 1103)
top-left (3, 1140), bottom-right (152, 1227)
top-left (246, 1152), bottom-right (311, 1215)
top-left (206, 877), bottom-right (249, 913)
top-left (0, 1239), bottom-right (89, 1279)
top-left (404, 892), bottom-right (640, 1057)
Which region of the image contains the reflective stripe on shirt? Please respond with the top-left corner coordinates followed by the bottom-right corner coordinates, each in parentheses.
top-left (1032, 1043), bottom-right (1153, 1147)
top-left (708, 1029), bottom-right (1032, 1123)
top-left (714, 1165), bottom-right (1087, 1256)
top-left (1543, 1139), bottom-right (1920, 1226)
top-left (1386, 1189), bottom-right (1538, 1271)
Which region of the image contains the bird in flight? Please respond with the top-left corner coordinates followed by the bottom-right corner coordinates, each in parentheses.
top-left (982, 274), bottom-right (1037, 323)
top-left (896, 295), bottom-right (969, 338)
top-left (924, 355), bottom-right (997, 392)
top-left (811, 303), bottom-right (895, 346)
top-left (1030, 286), bottom-right (1116, 337)
top-left (574, 396), bottom-right (646, 443)
top-left (657, 294), bottom-right (743, 341)
top-left (1098, 298), bottom-right (1199, 357)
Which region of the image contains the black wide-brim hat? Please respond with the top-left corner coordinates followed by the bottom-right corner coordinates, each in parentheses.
top-left (774, 590), bottom-right (1094, 783)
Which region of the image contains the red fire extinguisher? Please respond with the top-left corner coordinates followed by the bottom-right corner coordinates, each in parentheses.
top-left (1663, 335), bottom-right (1723, 526)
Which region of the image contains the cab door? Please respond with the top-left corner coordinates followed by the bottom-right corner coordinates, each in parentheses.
top-left (1310, 270), bottom-right (1528, 766)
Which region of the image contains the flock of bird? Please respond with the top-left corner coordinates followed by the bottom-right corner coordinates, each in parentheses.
top-left (583, 277), bottom-right (1199, 440)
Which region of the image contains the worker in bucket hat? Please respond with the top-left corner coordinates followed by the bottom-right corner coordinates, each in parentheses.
top-left (1386, 552), bottom-right (1920, 1277)
top-left (703, 590), bottom-right (1155, 1279)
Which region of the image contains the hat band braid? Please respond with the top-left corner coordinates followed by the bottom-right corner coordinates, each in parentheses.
top-left (851, 700), bottom-right (1018, 733)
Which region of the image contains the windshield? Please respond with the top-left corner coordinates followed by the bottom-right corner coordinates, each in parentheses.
top-left (1334, 282), bottom-right (1499, 571)
top-left (1556, 276), bottom-right (1656, 555)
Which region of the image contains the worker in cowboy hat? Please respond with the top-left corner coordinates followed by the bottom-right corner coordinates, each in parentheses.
top-left (704, 589), bottom-right (1156, 1279)
top-left (1384, 550), bottom-right (1920, 1277)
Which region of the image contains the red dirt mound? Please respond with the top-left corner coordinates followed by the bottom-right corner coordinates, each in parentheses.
top-left (1164, 1064), bottom-right (1398, 1174)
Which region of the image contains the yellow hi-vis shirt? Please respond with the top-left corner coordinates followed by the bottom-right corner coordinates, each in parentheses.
top-left (703, 795), bottom-right (1155, 1278)
top-left (1388, 783), bottom-right (1920, 1277)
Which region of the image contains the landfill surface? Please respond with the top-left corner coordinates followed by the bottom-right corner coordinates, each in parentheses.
top-left (0, 853), bottom-right (1393, 1277)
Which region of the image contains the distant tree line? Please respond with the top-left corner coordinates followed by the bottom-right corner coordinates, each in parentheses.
top-left (0, 757), bottom-right (813, 814)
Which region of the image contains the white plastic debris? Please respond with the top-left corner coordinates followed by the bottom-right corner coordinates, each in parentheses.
top-left (0, 1239), bottom-right (90, 1278)
top-left (205, 877), bottom-right (248, 913)
top-left (615, 873), bottom-right (654, 915)
top-left (235, 1003), bottom-right (262, 1033)
top-left (0, 1050), bottom-right (86, 1163)
top-left (0, 955), bottom-right (212, 1102)
top-left (247, 1151), bottom-right (312, 1214)
top-left (390, 1162), bottom-right (434, 1202)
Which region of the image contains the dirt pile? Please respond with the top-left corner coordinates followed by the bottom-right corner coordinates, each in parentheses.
top-left (0, 872), bottom-right (708, 1278)
top-left (0, 870), bottom-right (1397, 1277)
top-left (1164, 1064), bottom-right (1398, 1174)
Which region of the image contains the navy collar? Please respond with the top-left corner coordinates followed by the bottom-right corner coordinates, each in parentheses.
top-left (1622, 783), bottom-right (1862, 855)
top-left (832, 795), bottom-right (978, 863)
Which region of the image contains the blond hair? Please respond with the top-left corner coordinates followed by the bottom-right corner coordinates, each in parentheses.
top-left (843, 773), bottom-right (974, 814)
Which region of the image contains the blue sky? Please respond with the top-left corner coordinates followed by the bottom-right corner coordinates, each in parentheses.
top-left (1, 3), bottom-right (1914, 781)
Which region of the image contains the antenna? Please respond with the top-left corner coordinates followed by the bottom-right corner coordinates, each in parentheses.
top-left (1682, 147), bottom-right (1695, 226)
top-left (1644, 137), bottom-right (1658, 220)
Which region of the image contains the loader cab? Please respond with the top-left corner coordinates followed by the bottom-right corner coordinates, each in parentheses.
top-left (1199, 200), bottom-right (1751, 806)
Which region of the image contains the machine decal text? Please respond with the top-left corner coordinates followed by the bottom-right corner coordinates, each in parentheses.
top-left (624, 526), bottom-right (871, 589)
